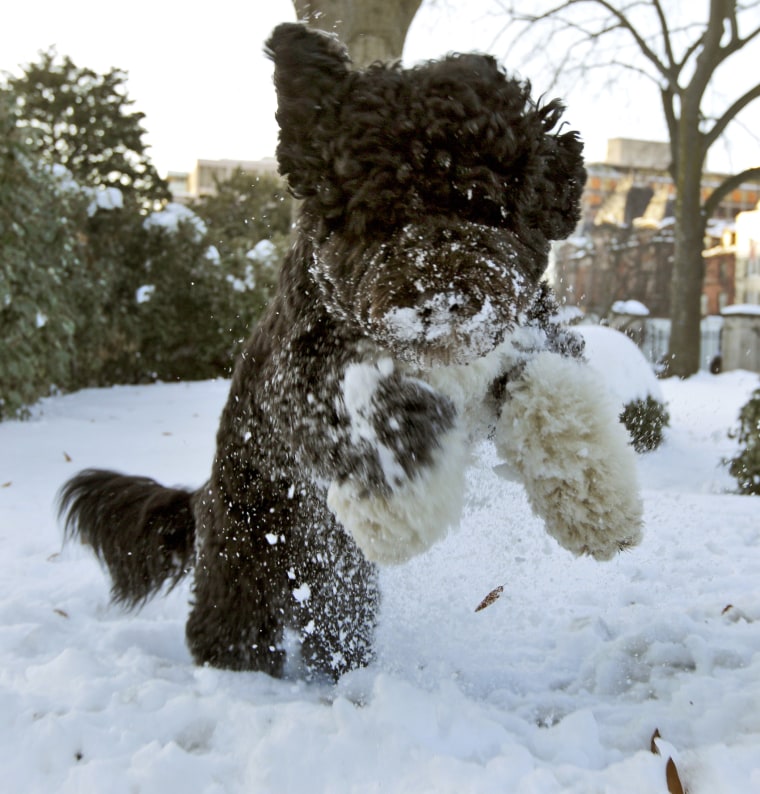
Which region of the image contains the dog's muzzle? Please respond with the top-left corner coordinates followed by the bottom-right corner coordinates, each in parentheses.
top-left (358, 220), bottom-right (542, 366)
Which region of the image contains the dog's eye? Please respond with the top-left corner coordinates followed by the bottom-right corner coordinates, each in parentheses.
top-left (433, 150), bottom-right (452, 170)
top-left (396, 163), bottom-right (413, 183)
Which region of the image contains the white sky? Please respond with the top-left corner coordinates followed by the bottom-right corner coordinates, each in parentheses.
top-left (2, 0), bottom-right (758, 177)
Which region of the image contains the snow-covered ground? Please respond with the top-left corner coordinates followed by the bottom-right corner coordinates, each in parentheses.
top-left (1, 370), bottom-right (759, 793)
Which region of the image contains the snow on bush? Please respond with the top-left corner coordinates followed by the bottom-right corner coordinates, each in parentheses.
top-left (577, 325), bottom-right (669, 451)
top-left (226, 239), bottom-right (282, 292)
top-left (86, 185), bottom-right (123, 217)
top-left (135, 285), bottom-right (155, 305)
top-left (205, 245), bottom-right (221, 265)
top-left (247, 238), bottom-right (277, 266)
top-left (46, 163), bottom-right (124, 217)
top-left (722, 303), bottom-right (760, 317)
top-left (611, 299), bottom-right (650, 316)
top-left (143, 202), bottom-right (208, 241)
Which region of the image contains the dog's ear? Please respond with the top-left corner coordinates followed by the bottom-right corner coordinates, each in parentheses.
top-left (533, 102), bottom-right (586, 240)
top-left (265, 23), bottom-right (351, 198)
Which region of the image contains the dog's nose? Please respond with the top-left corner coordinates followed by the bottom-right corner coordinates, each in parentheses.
top-left (419, 294), bottom-right (467, 323)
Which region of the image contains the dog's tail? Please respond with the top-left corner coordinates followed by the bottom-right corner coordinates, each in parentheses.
top-left (58, 469), bottom-right (196, 607)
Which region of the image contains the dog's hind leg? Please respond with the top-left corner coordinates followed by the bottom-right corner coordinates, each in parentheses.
top-left (186, 477), bottom-right (379, 678)
top-left (186, 480), bottom-right (296, 675)
top-left (287, 490), bottom-right (380, 680)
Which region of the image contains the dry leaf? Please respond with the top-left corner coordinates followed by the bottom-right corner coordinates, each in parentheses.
top-left (1, 481), bottom-right (11, 488)
top-left (475, 585), bottom-right (504, 612)
top-left (650, 729), bottom-right (688, 794)
top-left (665, 757), bottom-right (686, 794)
top-left (162, 431), bottom-right (172, 436)
top-left (721, 604), bottom-right (733, 615)
top-left (53, 608), bottom-right (69, 619)
top-left (63, 451), bottom-right (72, 462)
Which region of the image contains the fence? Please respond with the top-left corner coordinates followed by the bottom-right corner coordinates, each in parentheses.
top-left (636, 317), bottom-right (723, 371)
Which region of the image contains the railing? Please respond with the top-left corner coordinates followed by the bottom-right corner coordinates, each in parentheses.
top-left (639, 317), bottom-right (723, 371)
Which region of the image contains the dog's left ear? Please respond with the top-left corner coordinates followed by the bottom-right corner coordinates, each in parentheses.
top-left (265, 23), bottom-right (351, 198)
top-left (534, 102), bottom-right (586, 240)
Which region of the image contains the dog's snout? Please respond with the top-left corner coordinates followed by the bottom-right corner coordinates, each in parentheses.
top-left (417, 292), bottom-right (469, 323)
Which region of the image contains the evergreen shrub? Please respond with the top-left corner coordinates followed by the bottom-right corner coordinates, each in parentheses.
top-left (725, 385), bottom-right (760, 495)
top-left (619, 395), bottom-right (670, 453)
top-left (0, 99), bottom-right (88, 418)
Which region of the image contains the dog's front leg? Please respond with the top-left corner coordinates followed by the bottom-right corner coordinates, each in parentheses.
top-left (325, 356), bottom-right (470, 564)
top-left (493, 351), bottom-right (643, 560)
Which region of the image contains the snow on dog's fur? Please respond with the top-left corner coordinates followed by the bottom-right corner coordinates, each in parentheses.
top-left (59, 22), bottom-right (641, 679)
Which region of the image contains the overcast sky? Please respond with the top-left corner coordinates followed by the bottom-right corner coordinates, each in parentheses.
top-left (3, 0), bottom-right (758, 177)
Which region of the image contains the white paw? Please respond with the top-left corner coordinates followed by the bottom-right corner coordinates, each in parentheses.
top-left (494, 352), bottom-right (643, 560)
top-left (327, 427), bottom-right (469, 564)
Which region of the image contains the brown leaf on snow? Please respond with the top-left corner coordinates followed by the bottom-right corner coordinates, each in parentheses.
top-left (53, 608), bottom-right (69, 619)
top-left (721, 604), bottom-right (733, 615)
top-left (475, 585), bottom-right (504, 612)
top-left (650, 729), bottom-right (688, 794)
top-left (1, 481), bottom-right (11, 488)
top-left (63, 451), bottom-right (72, 462)
top-left (665, 757), bottom-right (686, 794)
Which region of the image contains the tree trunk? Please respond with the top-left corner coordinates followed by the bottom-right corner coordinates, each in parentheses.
top-left (667, 98), bottom-right (709, 377)
top-left (292, 0), bottom-right (423, 65)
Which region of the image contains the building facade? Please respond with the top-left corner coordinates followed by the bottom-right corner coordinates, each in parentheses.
top-left (167, 158), bottom-right (281, 201)
top-left (552, 138), bottom-right (760, 319)
top-left (735, 205), bottom-right (760, 305)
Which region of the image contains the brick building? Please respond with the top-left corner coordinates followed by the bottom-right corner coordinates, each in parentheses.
top-left (167, 158), bottom-right (281, 201)
top-left (552, 138), bottom-right (760, 318)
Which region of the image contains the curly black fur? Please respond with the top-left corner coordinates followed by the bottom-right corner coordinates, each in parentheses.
top-left (59, 469), bottom-right (195, 606)
top-left (59, 23), bottom-right (586, 679)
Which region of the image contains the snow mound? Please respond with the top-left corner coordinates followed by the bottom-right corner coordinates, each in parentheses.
top-left (578, 325), bottom-right (663, 407)
top-left (1, 372), bottom-right (760, 791)
top-left (611, 299), bottom-right (650, 316)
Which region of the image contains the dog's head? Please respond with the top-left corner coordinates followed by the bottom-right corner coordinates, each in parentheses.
top-left (266, 23), bottom-right (585, 366)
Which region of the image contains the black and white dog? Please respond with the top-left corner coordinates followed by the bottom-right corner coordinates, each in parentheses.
top-left (60, 23), bottom-right (642, 679)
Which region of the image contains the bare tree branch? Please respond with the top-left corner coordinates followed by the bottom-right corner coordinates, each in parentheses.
top-left (703, 166), bottom-right (760, 218)
top-left (651, 0), bottom-right (677, 72)
top-left (705, 82), bottom-right (760, 150)
top-left (508, 0), bottom-right (673, 81)
top-left (715, 21), bottom-right (760, 68)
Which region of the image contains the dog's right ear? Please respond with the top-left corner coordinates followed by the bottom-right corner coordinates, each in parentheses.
top-left (265, 23), bottom-right (351, 198)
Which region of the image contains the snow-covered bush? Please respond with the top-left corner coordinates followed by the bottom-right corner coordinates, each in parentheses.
top-left (189, 170), bottom-right (291, 321)
top-left (137, 207), bottom-right (252, 381)
top-left (2, 58), bottom-right (288, 415)
top-left (0, 99), bottom-right (89, 418)
top-left (725, 384), bottom-right (760, 495)
top-left (143, 202), bottom-right (207, 240)
top-left (577, 325), bottom-right (670, 452)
